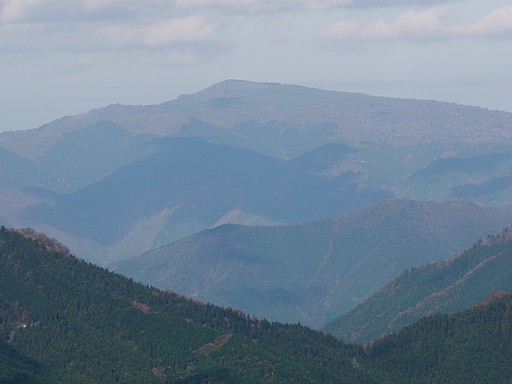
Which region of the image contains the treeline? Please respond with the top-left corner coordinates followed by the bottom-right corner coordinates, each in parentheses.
top-left (0, 226), bottom-right (372, 383)
top-left (1, 226), bottom-right (511, 383)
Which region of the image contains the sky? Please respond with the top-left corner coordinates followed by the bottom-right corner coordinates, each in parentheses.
top-left (1, 0), bottom-right (511, 132)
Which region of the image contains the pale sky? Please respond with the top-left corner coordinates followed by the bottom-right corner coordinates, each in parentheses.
top-left (1, 0), bottom-right (511, 132)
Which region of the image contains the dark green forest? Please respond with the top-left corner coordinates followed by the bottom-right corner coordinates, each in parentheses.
top-left (1, 226), bottom-right (511, 383)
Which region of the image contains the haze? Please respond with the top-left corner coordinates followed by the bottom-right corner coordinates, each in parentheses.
top-left (1, 0), bottom-right (511, 132)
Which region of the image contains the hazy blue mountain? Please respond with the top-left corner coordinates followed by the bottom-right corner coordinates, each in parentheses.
top-left (111, 199), bottom-right (512, 328)
top-left (323, 227), bottom-right (512, 343)
top-left (0, 79), bottom-right (510, 381)
top-left (4, 80), bottom-right (510, 159)
top-left (0, 80), bottom-right (511, 263)
top-left (0, 146), bottom-right (47, 191)
top-left (453, 175), bottom-right (512, 200)
top-left (412, 153), bottom-right (512, 179)
top-left (37, 121), bottom-right (156, 194)
top-left (404, 151), bottom-right (512, 203)
top-left (26, 137), bottom-right (389, 263)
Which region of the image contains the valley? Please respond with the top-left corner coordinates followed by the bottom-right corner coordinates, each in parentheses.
top-left (112, 199), bottom-right (512, 328)
top-left (0, 80), bottom-right (511, 267)
top-left (0, 81), bottom-right (511, 382)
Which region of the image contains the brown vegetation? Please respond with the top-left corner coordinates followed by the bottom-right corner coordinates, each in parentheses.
top-left (131, 300), bottom-right (152, 314)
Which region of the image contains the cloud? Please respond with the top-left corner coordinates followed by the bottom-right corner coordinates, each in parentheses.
top-left (0, 0), bottom-right (354, 22)
top-left (0, 0), bottom-right (228, 55)
top-left (322, 7), bottom-right (449, 40)
top-left (171, 0), bottom-right (353, 12)
top-left (170, 0), bottom-right (459, 12)
top-left (0, 0), bottom-right (51, 22)
top-left (1, 0), bottom-right (510, 60)
top-left (99, 15), bottom-right (221, 49)
top-left (453, 5), bottom-right (512, 37)
top-left (1, 16), bottom-right (225, 53)
top-left (145, 16), bottom-right (220, 45)
top-left (347, 0), bottom-right (459, 8)
top-left (0, 0), bottom-right (466, 25)
top-left (322, 5), bottom-right (512, 41)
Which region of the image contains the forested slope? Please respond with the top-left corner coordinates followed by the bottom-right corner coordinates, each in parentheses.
top-left (324, 227), bottom-right (512, 343)
top-left (113, 199), bottom-right (512, 327)
top-left (0, 226), bottom-right (375, 383)
top-left (364, 292), bottom-right (512, 384)
top-left (1, 226), bottom-right (511, 383)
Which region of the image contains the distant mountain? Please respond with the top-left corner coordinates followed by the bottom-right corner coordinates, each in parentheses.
top-left (406, 151), bottom-right (512, 204)
top-left (2, 226), bottom-right (511, 384)
top-left (25, 137), bottom-right (388, 264)
top-left (324, 227), bottom-right (512, 343)
top-left (0, 80), bottom-right (511, 263)
top-left (3, 80), bottom-right (511, 160)
top-left (111, 199), bottom-right (512, 328)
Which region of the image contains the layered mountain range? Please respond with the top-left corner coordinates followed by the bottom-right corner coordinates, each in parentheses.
top-left (1, 80), bottom-right (511, 265)
top-left (1, 80), bottom-right (512, 336)
top-left (112, 199), bottom-right (512, 327)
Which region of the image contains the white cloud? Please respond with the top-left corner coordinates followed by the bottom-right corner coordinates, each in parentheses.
top-left (322, 5), bottom-right (512, 41)
top-left (1, 0), bottom-right (510, 59)
top-left (347, 0), bottom-right (458, 8)
top-left (453, 5), bottom-right (512, 37)
top-left (302, 0), bottom-right (353, 10)
top-left (98, 16), bottom-right (217, 49)
top-left (0, 0), bottom-right (465, 25)
top-left (0, 0), bottom-right (226, 53)
top-left (143, 15), bottom-right (221, 46)
top-left (171, 0), bottom-right (352, 12)
top-left (82, 0), bottom-right (122, 11)
top-left (323, 7), bottom-right (449, 40)
top-left (171, 0), bottom-right (457, 12)
top-left (0, 0), bottom-right (50, 22)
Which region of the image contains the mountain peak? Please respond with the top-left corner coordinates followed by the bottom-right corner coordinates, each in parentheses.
top-left (174, 79), bottom-right (314, 103)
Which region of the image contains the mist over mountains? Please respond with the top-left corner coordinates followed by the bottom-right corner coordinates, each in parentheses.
top-left (25, 137), bottom-right (388, 264)
top-left (1, 80), bottom-right (512, 340)
top-left (1, 80), bottom-right (511, 265)
top-left (111, 199), bottom-right (512, 328)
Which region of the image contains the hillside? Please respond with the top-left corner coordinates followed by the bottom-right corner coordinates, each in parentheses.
top-left (363, 292), bottom-right (512, 384)
top-left (2, 226), bottom-right (512, 384)
top-left (0, 226), bottom-right (376, 383)
top-left (324, 227), bottom-right (512, 343)
top-left (111, 199), bottom-right (512, 328)
top-left (1, 80), bottom-right (512, 264)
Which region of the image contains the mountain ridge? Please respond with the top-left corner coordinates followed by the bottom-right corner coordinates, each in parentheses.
top-left (2, 79), bottom-right (511, 160)
top-left (2, 225), bottom-right (512, 383)
top-left (112, 198), bottom-right (512, 327)
top-left (1, 79), bottom-right (512, 265)
top-left (323, 226), bottom-right (512, 343)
